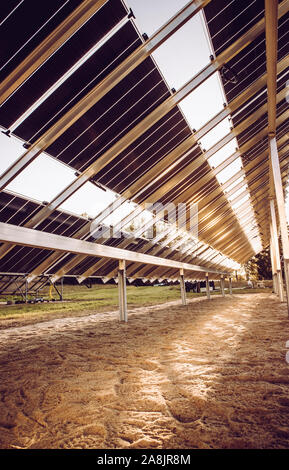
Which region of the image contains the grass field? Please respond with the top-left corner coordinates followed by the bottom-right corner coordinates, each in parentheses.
top-left (0, 284), bottom-right (272, 321)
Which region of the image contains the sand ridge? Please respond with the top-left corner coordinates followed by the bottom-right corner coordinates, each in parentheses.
top-left (0, 293), bottom-right (288, 449)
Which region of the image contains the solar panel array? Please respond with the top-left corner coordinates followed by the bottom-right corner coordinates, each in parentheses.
top-left (0, 0), bottom-right (288, 289)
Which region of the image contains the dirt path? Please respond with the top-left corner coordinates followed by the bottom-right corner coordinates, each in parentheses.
top-left (0, 293), bottom-right (289, 449)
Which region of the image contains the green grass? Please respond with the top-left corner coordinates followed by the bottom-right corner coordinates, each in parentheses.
top-left (0, 284), bottom-right (272, 321)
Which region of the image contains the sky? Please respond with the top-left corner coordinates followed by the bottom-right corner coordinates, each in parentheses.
top-left (0, 0), bottom-right (286, 250)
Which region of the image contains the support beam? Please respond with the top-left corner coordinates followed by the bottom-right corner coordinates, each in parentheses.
top-left (269, 137), bottom-right (289, 310)
top-left (48, 204), bottom-right (144, 283)
top-left (61, 277), bottom-right (64, 302)
top-left (220, 276), bottom-right (225, 297)
top-left (0, 222), bottom-right (230, 276)
top-left (270, 235), bottom-right (278, 294)
top-left (118, 260), bottom-right (127, 322)
top-left (270, 198), bottom-right (284, 301)
top-left (180, 268), bottom-right (187, 305)
top-left (206, 273), bottom-right (210, 300)
top-left (265, 0), bottom-right (278, 135)
top-left (265, 0), bottom-right (289, 310)
top-left (51, 195), bottom-right (188, 284)
top-left (78, 225), bottom-right (176, 284)
top-left (127, 231), bottom-right (190, 273)
top-left (25, 277), bottom-right (28, 303)
top-left (24, 196), bottom-right (136, 282)
top-left (229, 277), bottom-right (233, 295)
top-left (127, 239), bottom-right (194, 281)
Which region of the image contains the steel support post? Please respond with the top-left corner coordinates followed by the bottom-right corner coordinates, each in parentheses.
top-left (180, 269), bottom-right (187, 305)
top-left (229, 277), bottom-right (233, 295)
top-left (273, 276), bottom-right (278, 295)
top-left (220, 276), bottom-right (225, 297)
top-left (269, 204), bottom-right (284, 300)
top-left (269, 234), bottom-right (277, 294)
top-left (277, 270), bottom-right (284, 301)
top-left (269, 137), bottom-right (289, 311)
top-left (118, 260), bottom-right (127, 322)
top-left (206, 273), bottom-right (210, 300)
top-left (61, 277), bottom-right (64, 302)
top-left (273, 274), bottom-right (278, 294)
top-left (25, 277), bottom-right (28, 303)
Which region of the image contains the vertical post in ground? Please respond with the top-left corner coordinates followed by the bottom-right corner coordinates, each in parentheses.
top-left (269, 136), bottom-right (289, 310)
top-left (25, 277), bottom-right (28, 303)
top-left (220, 276), bottom-right (225, 297)
top-left (180, 269), bottom-right (187, 306)
top-left (270, 198), bottom-right (284, 301)
top-left (205, 273), bottom-right (210, 300)
top-left (269, 233), bottom-right (278, 294)
top-left (229, 277), bottom-right (233, 295)
top-left (118, 260), bottom-right (127, 322)
top-left (60, 277), bottom-right (64, 301)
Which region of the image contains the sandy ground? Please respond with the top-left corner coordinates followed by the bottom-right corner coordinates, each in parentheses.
top-left (0, 292), bottom-right (289, 449)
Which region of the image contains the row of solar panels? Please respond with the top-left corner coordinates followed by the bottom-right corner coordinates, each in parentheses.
top-left (0, 189), bottom-right (227, 284)
top-left (0, 0), bottom-right (250, 280)
top-left (206, 0), bottom-right (289, 244)
top-left (1, 0), bottom-right (288, 281)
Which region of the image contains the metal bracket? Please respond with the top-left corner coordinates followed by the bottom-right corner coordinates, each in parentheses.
top-left (128, 8), bottom-right (135, 19)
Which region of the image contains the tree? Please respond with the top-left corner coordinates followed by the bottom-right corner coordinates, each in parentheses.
top-left (244, 247), bottom-right (272, 280)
